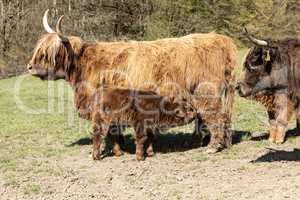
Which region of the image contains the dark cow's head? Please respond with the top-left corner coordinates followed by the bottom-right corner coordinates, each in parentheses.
top-left (236, 28), bottom-right (288, 97)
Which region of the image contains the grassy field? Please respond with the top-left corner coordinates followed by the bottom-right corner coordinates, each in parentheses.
top-left (0, 50), bottom-right (300, 199)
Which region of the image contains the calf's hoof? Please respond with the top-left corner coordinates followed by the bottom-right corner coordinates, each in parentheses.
top-left (206, 143), bottom-right (224, 154)
top-left (206, 147), bottom-right (219, 154)
top-left (113, 149), bottom-right (124, 157)
top-left (92, 153), bottom-right (101, 160)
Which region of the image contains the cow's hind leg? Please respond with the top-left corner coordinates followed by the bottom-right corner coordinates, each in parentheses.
top-left (205, 112), bottom-right (231, 154)
top-left (91, 122), bottom-right (109, 160)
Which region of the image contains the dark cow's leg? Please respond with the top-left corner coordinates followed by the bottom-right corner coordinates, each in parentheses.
top-left (108, 125), bottom-right (124, 157)
top-left (267, 110), bottom-right (277, 143)
top-left (133, 123), bottom-right (148, 161)
top-left (296, 107), bottom-right (300, 133)
top-left (270, 94), bottom-right (289, 144)
top-left (91, 122), bottom-right (109, 160)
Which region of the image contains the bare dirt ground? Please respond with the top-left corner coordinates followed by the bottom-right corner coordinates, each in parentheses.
top-left (1, 132), bottom-right (300, 200)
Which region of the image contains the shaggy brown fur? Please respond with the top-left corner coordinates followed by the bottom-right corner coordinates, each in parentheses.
top-left (90, 87), bottom-right (195, 161)
top-left (28, 31), bottom-right (237, 154)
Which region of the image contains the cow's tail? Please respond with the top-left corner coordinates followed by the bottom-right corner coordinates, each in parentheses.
top-left (223, 74), bottom-right (236, 147)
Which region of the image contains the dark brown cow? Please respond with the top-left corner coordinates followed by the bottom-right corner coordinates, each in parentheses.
top-left (90, 87), bottom-right (195, 160)
top-left (27, 10), bottom-right (237, 156)
top-left (237, 28), bottom-right (300, 143)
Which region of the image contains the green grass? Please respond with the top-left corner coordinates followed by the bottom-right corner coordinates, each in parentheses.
top-left (0, 49), bottom-right (296, 195)
top-left (0, 75), bottom-right (90, 191)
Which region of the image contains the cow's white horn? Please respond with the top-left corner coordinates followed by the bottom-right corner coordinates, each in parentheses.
top-left (43, 9), bottom-right (55, 33)
top-left (56, 15), bottom-right (64, 35)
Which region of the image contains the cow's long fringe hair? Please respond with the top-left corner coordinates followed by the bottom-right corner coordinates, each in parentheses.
top-left (30, 33), bottom-right (83, 71)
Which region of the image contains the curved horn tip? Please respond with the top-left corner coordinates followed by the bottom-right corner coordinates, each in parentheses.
top-left (43, 9), bottom-right (55, 33)
top-left (56, 15), bottom-right (65, 35)
top-left (243, 27), bottom-right (268, 46)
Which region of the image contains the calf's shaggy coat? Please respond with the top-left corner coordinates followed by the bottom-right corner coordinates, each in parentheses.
top-left (90, 87), bottom-right (195, 160)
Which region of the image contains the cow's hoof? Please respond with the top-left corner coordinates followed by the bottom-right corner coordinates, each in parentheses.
top-left (206, 147), bottom-right (219, 154)
top-left (206, 143), bottom-right (224, 154)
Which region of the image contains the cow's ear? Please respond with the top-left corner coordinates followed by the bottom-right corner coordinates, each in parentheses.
top-left (265, 50), bottom-right (271, 62)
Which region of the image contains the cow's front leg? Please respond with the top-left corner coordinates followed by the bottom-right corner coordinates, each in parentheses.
top-left (134, 123), bottom-right (148, 161)
top-left (91, 122), bottom-right (108, 160)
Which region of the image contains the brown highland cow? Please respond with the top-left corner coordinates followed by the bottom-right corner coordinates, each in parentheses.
top-left (27, 9), bottom-right (237, 156)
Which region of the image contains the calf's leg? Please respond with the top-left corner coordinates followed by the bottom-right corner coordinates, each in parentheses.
top-left (108, 125), bottom-right (124, 157)
top-left (91, 122), bottom-right (109, 160)
top-left (270, 94), bottom-right (290, 144)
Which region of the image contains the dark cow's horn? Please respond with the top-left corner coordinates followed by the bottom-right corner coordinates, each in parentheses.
top-left (56, 15), bottom-right (64, 35)
top-left (43, 9), bottom-right (55, 33)
top-left (243, 27), bottom-right (268, 46)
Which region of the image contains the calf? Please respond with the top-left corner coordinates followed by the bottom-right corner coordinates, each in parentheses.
top-left (90, 87), bottom-right (196, 161)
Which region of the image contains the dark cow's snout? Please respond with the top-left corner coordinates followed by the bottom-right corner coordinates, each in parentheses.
top-left (236, 81), bottom-right (252, 97)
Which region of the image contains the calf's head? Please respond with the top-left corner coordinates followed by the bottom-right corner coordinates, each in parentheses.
top-left (236, 28), bottom-right (288, 97)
